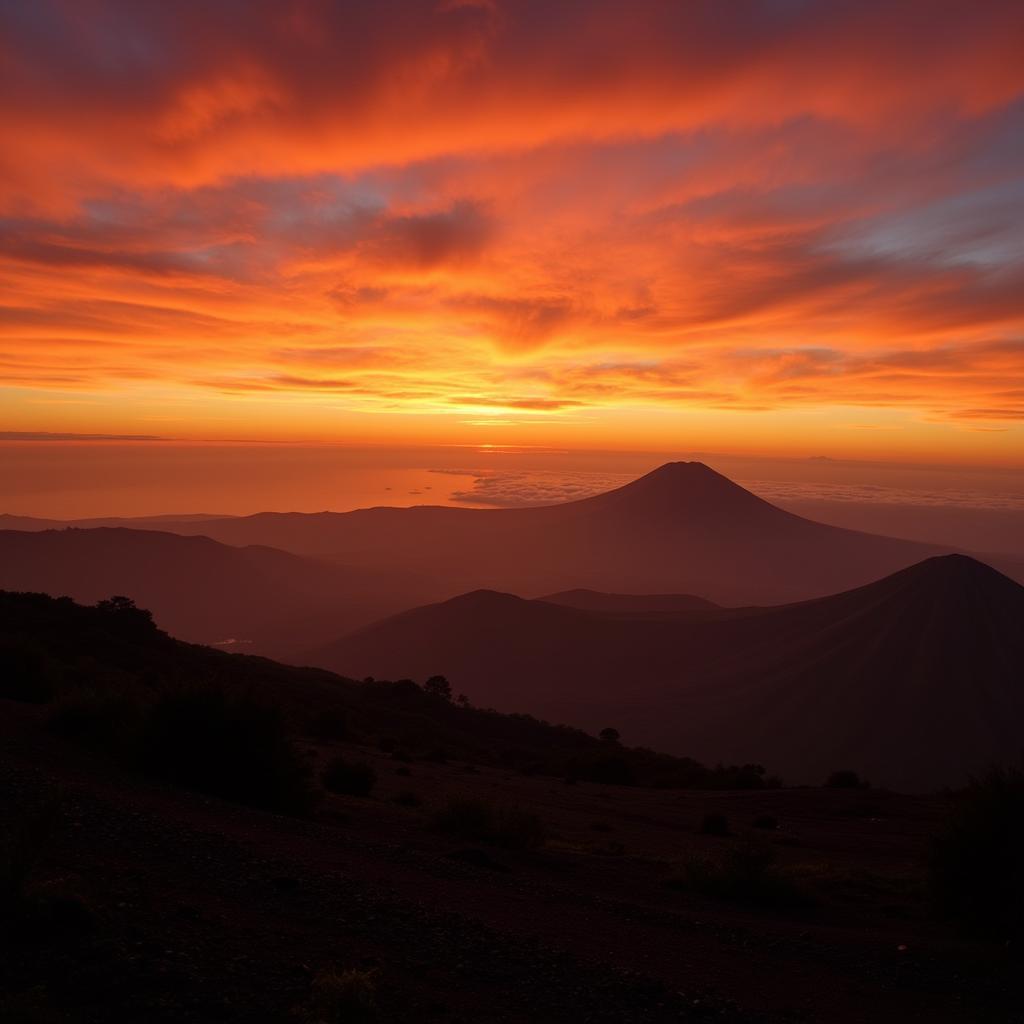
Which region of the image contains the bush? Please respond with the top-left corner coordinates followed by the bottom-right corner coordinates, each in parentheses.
top-left (138, 688), bottom-right (314, 815)
top-left (321, 756), bottom-right (377, 798)
top-left (929, 765), bottom-right (1024, 938)
top-left (47, 690), bottom-right (143, 753)
top-left (825, 770), bottom-right (868, 789)
top-left (308, 707), bottom-right (348, 740)
top-left (301, 966), bottom-right (380, 1022)
top-left (431, 798), bottom-right (545, 850)
top-left (752, 814), bottom-right (778, 830)
top-left (700, 813), bottom-right (731, 836)
top-left (0, 645), bottom-right (54, 702)
top-left (664, 843), bottom-right (809, 908)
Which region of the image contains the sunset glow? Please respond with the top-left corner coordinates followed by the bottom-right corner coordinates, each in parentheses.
top-left (2, 1), bottom-right (1024, 459)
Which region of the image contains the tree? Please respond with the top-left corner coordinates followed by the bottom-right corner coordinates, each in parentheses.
top-left (423, 675), bottom-right (452, 701)
top-left (599, 727), bottom-right (621, 744)
top-left (825, 769), bottom-right (867, 789)
top-left (455, 693), bottom-right (471, 707)
top-left (96, 594), bottom-right (155, 634)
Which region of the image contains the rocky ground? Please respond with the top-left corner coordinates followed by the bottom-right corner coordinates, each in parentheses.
top-left (1, 701), bottom-right (1020, 1023)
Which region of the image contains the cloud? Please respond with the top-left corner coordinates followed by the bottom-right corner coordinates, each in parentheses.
top-left (0, 431), bottom-right (164, 441)
top-left (0, 1), bottom-right (1023, 452)
top-left (438, 469), bottom-right (632, 507)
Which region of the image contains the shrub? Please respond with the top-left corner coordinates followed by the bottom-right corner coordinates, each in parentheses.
top-left (752, 814), bottom-right (778, 830)
top-left (825, 770), bottom-right (868, 789)
top-left (664, 843), bottom-right (809, 908)
top-left (929, 765), bottom-right (1024, 938)
top-left (431, 798), bottom-right (545, 850)
top-left (700, 813), bottom-right (731, 837)
top-left (302, 966), bottom-right (380, 1022)
top-left (0, 645), bottom-right (54, 703)
top-left (138, 688), bottom-right (314, 815)
top-left (321, 756), bottom-right (377, 798)
top-left (308, 707), bottom-right (348, 740)
top-left (46, 690), bottom-right (143, 754)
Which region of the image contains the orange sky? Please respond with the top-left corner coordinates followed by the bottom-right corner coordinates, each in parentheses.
top-left (2, 1), bottom-right (1024, 462)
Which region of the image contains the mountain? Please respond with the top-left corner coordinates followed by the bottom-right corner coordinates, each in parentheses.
top-left (0, 587), bottom-right (765, 790)
top-left (541, 589), bottom-right (719, 613)
top-left (0, 527), bottom-right (444, 658)
top-left (0, 512), bottom-right (223, 531)
top-left (19, 462), bottom-right (973, 606)
top-left (319, 556), bottom-right (1024, 791)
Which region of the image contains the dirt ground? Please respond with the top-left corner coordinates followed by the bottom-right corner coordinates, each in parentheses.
top-left (1, 700), bottom-right (1019, 1023)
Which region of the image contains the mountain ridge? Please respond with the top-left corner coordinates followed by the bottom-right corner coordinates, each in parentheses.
top-left (1, 462), bottom-right (960, 606)
top-left (319, 554), bottom-right (1024, 791)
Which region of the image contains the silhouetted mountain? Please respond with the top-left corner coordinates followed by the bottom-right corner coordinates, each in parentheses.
top-left (542, 589), bottom-right (719, 613)
top-left (0, 512), bottom-right (222, 531)
top-left (24, 462), bottom-right (973, 605)
top-left (0, 528), bottom-right (444, 657)
top-left (320, 556), bottom-right (1024, 790)
top-left (0, 588), bottom-right (766, 790)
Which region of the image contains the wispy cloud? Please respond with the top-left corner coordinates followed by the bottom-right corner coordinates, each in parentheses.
top-left (0, 1), bottom-right (1022, 451)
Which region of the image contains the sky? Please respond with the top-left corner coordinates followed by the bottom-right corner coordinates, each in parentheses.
top-left (1, 0), bottom-right (1024, 463)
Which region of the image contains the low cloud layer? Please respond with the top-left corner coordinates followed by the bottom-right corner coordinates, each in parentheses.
top-left (436, 469), bottom-right (632, 507)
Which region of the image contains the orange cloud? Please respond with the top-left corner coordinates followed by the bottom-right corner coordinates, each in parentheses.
top-left (1, 1), bottom-right (1023, 457)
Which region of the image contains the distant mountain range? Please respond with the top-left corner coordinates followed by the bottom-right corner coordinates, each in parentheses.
top-left (0, 527), bottom-right (442, 658)
top-left (541, 590), bottom-right (719, 613)
top-left (321, 555), bottom-right (1024, 791)
top-left (5, 462), bottom-right (1023, 789)
top-left (8, 461), bottom-right (1015, 605)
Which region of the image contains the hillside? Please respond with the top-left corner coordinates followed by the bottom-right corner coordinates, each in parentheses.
top-left (2, 589), bottom-right (1021, 1023)
top-left (541, 589), bottom-right (719, 613)
top-left (321, 556), bottom-right (1024, 791)
top-left (0, 588), bottom-right (765, 789)
top-left (0, 528), bottom-right (444, 658)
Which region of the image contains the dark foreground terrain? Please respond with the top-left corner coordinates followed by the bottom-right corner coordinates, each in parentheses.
top-left (2, 592), bottom-right (1021, 1023)
top-left (4, 707), bottom-right (1022, 1024)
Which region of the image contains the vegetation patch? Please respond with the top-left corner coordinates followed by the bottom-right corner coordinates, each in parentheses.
top-left (299, 965), bottom-right (381, 1022)
top-left (138, 688), bottom-right (315, 815)
top-left (431, 798), bottom-right (546, 850)
top-left (320, 756), bottom-right (377, 798)
top-left (663, 843), bottom-right (811, 909)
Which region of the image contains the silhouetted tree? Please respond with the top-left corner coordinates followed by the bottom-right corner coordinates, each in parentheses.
top-left (599, 727), bottom-right (621, 744)
top-left (96, 594), bottom-right (154, 635)
top-left (423, 675), bottom-right (452, 701)
top-left (825, 769), bottom-right (868, 789)
top-left (455, 693), bottom-right (471, 707)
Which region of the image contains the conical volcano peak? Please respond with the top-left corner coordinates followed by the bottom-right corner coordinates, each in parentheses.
top-left (581, 460), bottom-right (783, 522)
top-left (891, 553), bottom-right (1020, 589)
top-left (629, 461), bottom-right (750, 492)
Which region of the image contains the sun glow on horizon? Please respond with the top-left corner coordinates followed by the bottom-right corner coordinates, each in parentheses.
top-left (1, 1), bottom-right (1023, 462)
